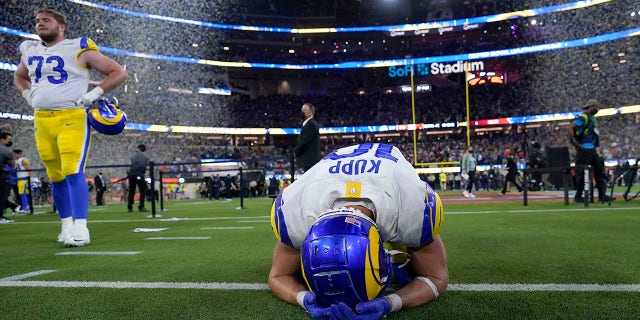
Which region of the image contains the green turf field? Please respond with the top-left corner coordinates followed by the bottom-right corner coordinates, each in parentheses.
top-left (1, 195), bottom-right (639, 319)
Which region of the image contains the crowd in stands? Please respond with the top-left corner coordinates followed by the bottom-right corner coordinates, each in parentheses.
top-left (0, 0), bottom-right (638, 190)
top-left (2, 108), bottom-right (637, 184)
top-left (2, 1), bottom-right (636, 65)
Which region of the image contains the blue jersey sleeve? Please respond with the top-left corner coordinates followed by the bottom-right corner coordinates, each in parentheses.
top-left (419, 183), bottom-right (445, 247)
top-left (270, 192), bottom-right (294, 248)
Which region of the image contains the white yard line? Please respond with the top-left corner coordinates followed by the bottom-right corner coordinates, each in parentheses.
top-left (0, 270), bottom-right (56, 281)
top-left (10, 216), bottom-right (272, 225)
top-left (448, 283), bottom-right (640, 291)
top-left (55, 251), bottom-right (141, 256)
top-left (1, 270), bottom-right (639, 292)
top-left (446, 206), bottom-right (640, 215)
top-left (9, 205), bottom-right (640, 226)
top-left (200, 227), bottom-right (254, 230)
top-left (0, 280), bottom-right (270, 290)
top-left (0, 279), bottom-right (638, 292)
top-left (144, 236), bottom-right (211, 240)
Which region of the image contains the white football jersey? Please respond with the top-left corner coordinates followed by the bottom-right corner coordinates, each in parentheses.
top-left (16, 157), bottom-right (30, 179)
top-left (271, 143), bottom-right (444, 249)
top-left (18, 37), bottom-right (98, 110)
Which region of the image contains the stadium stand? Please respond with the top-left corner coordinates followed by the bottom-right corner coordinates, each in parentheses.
top-left (0, 0), bottom-right (638, 188)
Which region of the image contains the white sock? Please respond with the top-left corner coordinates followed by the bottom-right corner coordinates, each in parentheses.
top-left (74, 219), bottom-right (87, 229)
top-left (61, 217), bottom-right (73, 232)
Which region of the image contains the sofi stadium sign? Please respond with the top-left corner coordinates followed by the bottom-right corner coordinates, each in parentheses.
top-left (388, 60), bottom-right (484, 78)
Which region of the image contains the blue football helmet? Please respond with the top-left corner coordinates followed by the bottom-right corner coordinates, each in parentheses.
top-left (301, 208), bottom-right (391, 307)
top-left (87, 97), bottom-right (127, 135)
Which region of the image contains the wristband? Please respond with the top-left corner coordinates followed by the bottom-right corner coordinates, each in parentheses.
top-left (297, 290), bottom-right (311, 308)
top-left (78, 86), bottom-right (105, 106)
top-left (416, 276), bottom-right (440, 299)
top-left (384, 293), bottom-right (403, 312)
top-left (87, 86), bottom-right (105, 101)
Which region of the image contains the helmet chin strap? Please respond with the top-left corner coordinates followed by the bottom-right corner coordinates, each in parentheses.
top-left (387, 249), bottom-right (411, 269)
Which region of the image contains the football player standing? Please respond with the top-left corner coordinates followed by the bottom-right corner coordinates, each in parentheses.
top-left (269, 143), bottom-right (448, 319)
top-left (13, 149), bottom-right (33, 213)
top-left (14, 8), bottom-right (128, 246)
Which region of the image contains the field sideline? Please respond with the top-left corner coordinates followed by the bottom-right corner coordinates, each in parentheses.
top-left (1, 194), bottom-right (639, 319)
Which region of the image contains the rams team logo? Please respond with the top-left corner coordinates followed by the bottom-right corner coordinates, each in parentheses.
top-left (87, 97), bottom-right (127, 135)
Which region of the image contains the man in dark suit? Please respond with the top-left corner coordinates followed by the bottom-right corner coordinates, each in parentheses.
top-left (94, 172), bottom-right (106, 206)
top-left (294, 103), bottom-right (321, 173)
top-left (0, 132), bottom-right (16, 223)
top-left (128, 144), bottom-right (150, 212)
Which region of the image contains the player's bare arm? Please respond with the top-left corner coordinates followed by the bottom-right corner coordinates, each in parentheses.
top-left (393, 236), bottom-right (449, 308)
top-left (268, 241), bottom-right (306, 305)
top-left (78, 50), bottom-right (128, 92)
top-left (13, 61), bottom-right (31, 93)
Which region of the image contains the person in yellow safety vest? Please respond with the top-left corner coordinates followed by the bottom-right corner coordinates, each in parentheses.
top-left (439, 171), bottom-right (447, 191)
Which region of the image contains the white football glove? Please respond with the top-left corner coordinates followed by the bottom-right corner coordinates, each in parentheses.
top-left (77, 87), bottom-right (104, 107)
top-left (21, 89), bottom-right (31, 106)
